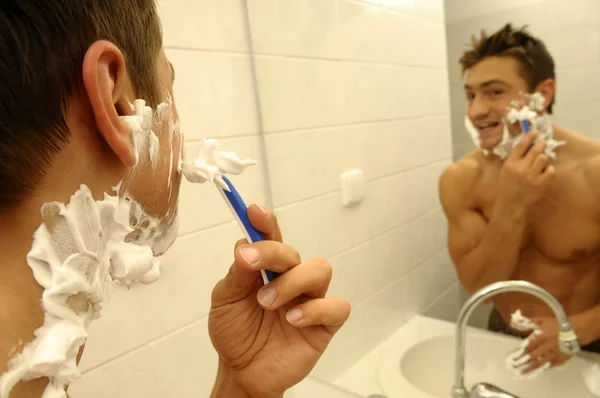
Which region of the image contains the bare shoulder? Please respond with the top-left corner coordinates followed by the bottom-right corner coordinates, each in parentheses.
top-left (583, 147), bottom-right (600, 195)
top-left (560, 128), bottom-right (600, 196)
top-left (439, 150), bottom-right (484, 216)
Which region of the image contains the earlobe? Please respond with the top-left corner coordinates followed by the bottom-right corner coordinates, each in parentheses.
top-left (82, 40), bottom-right (137, 167)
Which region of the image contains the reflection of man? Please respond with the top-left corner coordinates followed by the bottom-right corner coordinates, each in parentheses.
top-left (0, 1), bottom-right (350, 397)
top-left (440, 23), bottom-right (600, 373)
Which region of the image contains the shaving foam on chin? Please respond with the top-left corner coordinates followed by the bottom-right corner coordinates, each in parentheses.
top-left (179, 138), bottom-right (257, 189)
top-left (466, 92), bottom-right (567, 160)
top-left (0, 98), bottom-right (180, 398)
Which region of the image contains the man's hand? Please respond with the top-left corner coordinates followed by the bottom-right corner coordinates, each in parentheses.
top-left (522, 316), bottom-right (575, 373)
top-left (208, 204), bottom-right (351, 398)
top-left (499, 132), bottom-right (555, 206)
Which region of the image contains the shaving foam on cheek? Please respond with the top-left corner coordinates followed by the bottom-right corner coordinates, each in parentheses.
top-left (467, 92), bottom-right (567, 160)
top-left (123, 99), bottom-right (161, 167)
top-left (120, 96), bottom-right (182, 257)
top-left (179, 138), bottom-right (257, 189)
top-left (0, 98), bottom-right (180, 398)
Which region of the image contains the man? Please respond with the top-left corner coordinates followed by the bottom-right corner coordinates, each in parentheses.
top-left (439, 23), bottom-right (600, 373)
top-left (0, 1), bottom-right (350, 397)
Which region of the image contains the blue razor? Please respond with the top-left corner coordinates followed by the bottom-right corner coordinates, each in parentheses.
top-left (520, 119), bottom-right (535, 150)
top-left (218, 175), bottom-right (279, 284)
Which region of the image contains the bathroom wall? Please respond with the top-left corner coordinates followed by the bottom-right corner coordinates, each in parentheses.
top-left (245, 0), bottom-right (457, 382)
top-left (68, 1), bottom-right (271, 397)
top-left (446, 0), bottom-right (600, 160)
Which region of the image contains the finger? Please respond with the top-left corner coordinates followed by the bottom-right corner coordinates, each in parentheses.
top-left (510, 131), bottom-right (538, 159)
top-left (522, 350), bottom-right (555, 374)
top-left (285, 297), bottom-right (351, 333)
top-left (524, 333), bottom-right (545, 354)
top-left (235, 240), bottom-right (301, 274)
top-left (210, 238), bottom-right (259, 307)
top-left (531, 154), bottom-right (549, 173)
top-left (539, 165), bottom-right (556, 184)
top-left (212, 239), bottom-right (303, 307)
top-left (247, 204), bottom-right (283, 242)
top-left (524, 141), bottom-right (546, 165)
top-left (256, 258), bottom-right (332, 309)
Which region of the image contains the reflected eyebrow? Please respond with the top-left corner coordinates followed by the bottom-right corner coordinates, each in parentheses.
top-left (464, 79), bottom-right (509, 90)
top-left (169, 62), bottom-right (175, 83)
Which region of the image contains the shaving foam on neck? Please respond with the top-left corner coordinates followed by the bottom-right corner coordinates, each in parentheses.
top-left (179, 138), bottom-right (257, 189)
top-left (466, 92), bottom-right (567, 160)
top-left (0, 98), bottom-right (179, 398)
top-left (0, 186), bottom-right (161, 398)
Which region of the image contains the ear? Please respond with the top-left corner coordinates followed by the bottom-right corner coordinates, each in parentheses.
top-left (82, 40), bottom-right (137, 167)
top-left (534, 78), bottom-right (556, 113)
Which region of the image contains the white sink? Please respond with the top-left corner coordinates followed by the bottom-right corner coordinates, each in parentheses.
top-left (286, 376), bottom-right (363, 398)
top-left (400, 333), bottom-right (594, 397)
top-left (362, 316), bottom-right (600, 398)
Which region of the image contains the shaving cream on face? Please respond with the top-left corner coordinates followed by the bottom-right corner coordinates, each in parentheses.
top-left (180, 138), bottom-right (257, 189)
top-left (466, 92), bottom-right (567, 160)
top-left (0, 187), bottom-right (159, 398)
top-left (119, 97), bottom-right (183, 257)
top-left (0, 98), bottom-right (182, 398)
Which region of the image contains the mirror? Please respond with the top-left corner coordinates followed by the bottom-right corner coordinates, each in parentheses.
top-left (245, 0), bottom-right (600, 397)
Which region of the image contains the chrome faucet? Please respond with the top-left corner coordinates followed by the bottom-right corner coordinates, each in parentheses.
top-left (451, 280), bottom-right (581, 398)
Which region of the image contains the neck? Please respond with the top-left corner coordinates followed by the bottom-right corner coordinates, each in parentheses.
top-left (0, 165), bottom-right (120, 397)
top-left (0, 200), bottom-right (48, 396)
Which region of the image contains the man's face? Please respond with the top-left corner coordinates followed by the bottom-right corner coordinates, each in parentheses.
top-left (119, 49), bottom-right (184, 255)
top-left (464, 56), bottom-right (531, 149)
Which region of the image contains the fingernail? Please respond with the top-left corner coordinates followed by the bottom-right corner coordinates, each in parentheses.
top-left (257, 205), bottom-right (269, 216)
top-left (257, 286), bottom-right (277, 307)
top-left (240, 246), bottom-right (260, 265)
top-left (286, 308), bottom-right (303, 324)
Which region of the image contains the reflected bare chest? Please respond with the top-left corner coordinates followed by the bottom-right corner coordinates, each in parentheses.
top-left (476, 168), bottom-right (600, 263)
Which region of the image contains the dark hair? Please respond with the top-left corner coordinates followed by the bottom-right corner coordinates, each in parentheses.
top-left (0, 0), bottom-right (162, 211)
top-left (460, 23), bottom-right (556, 114)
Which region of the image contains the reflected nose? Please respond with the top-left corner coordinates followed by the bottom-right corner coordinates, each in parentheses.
top-left (468, 96), bottom-right (490, 121)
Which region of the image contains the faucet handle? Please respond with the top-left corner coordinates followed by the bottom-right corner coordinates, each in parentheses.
top-left (470, 382), bottom-right (523, 398)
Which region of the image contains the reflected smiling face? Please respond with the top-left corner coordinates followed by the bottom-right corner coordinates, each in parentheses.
top-left (463, 56), bottom-right (531, 150)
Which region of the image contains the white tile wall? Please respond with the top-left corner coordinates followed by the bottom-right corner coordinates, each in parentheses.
top-left (445, 0), bottom-right (545, 23)
top-left (249, 0), bottom-right (455, 382)
top-left (159, 0), bottom-right (251, 52)
top-left (71, 0), bottom-right (457, 395)
top-left (68, 347), bottom-right (160, 398)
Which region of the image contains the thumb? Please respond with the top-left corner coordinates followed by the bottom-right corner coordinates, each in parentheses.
top-left (211, 239), bottom-right (262, 307)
